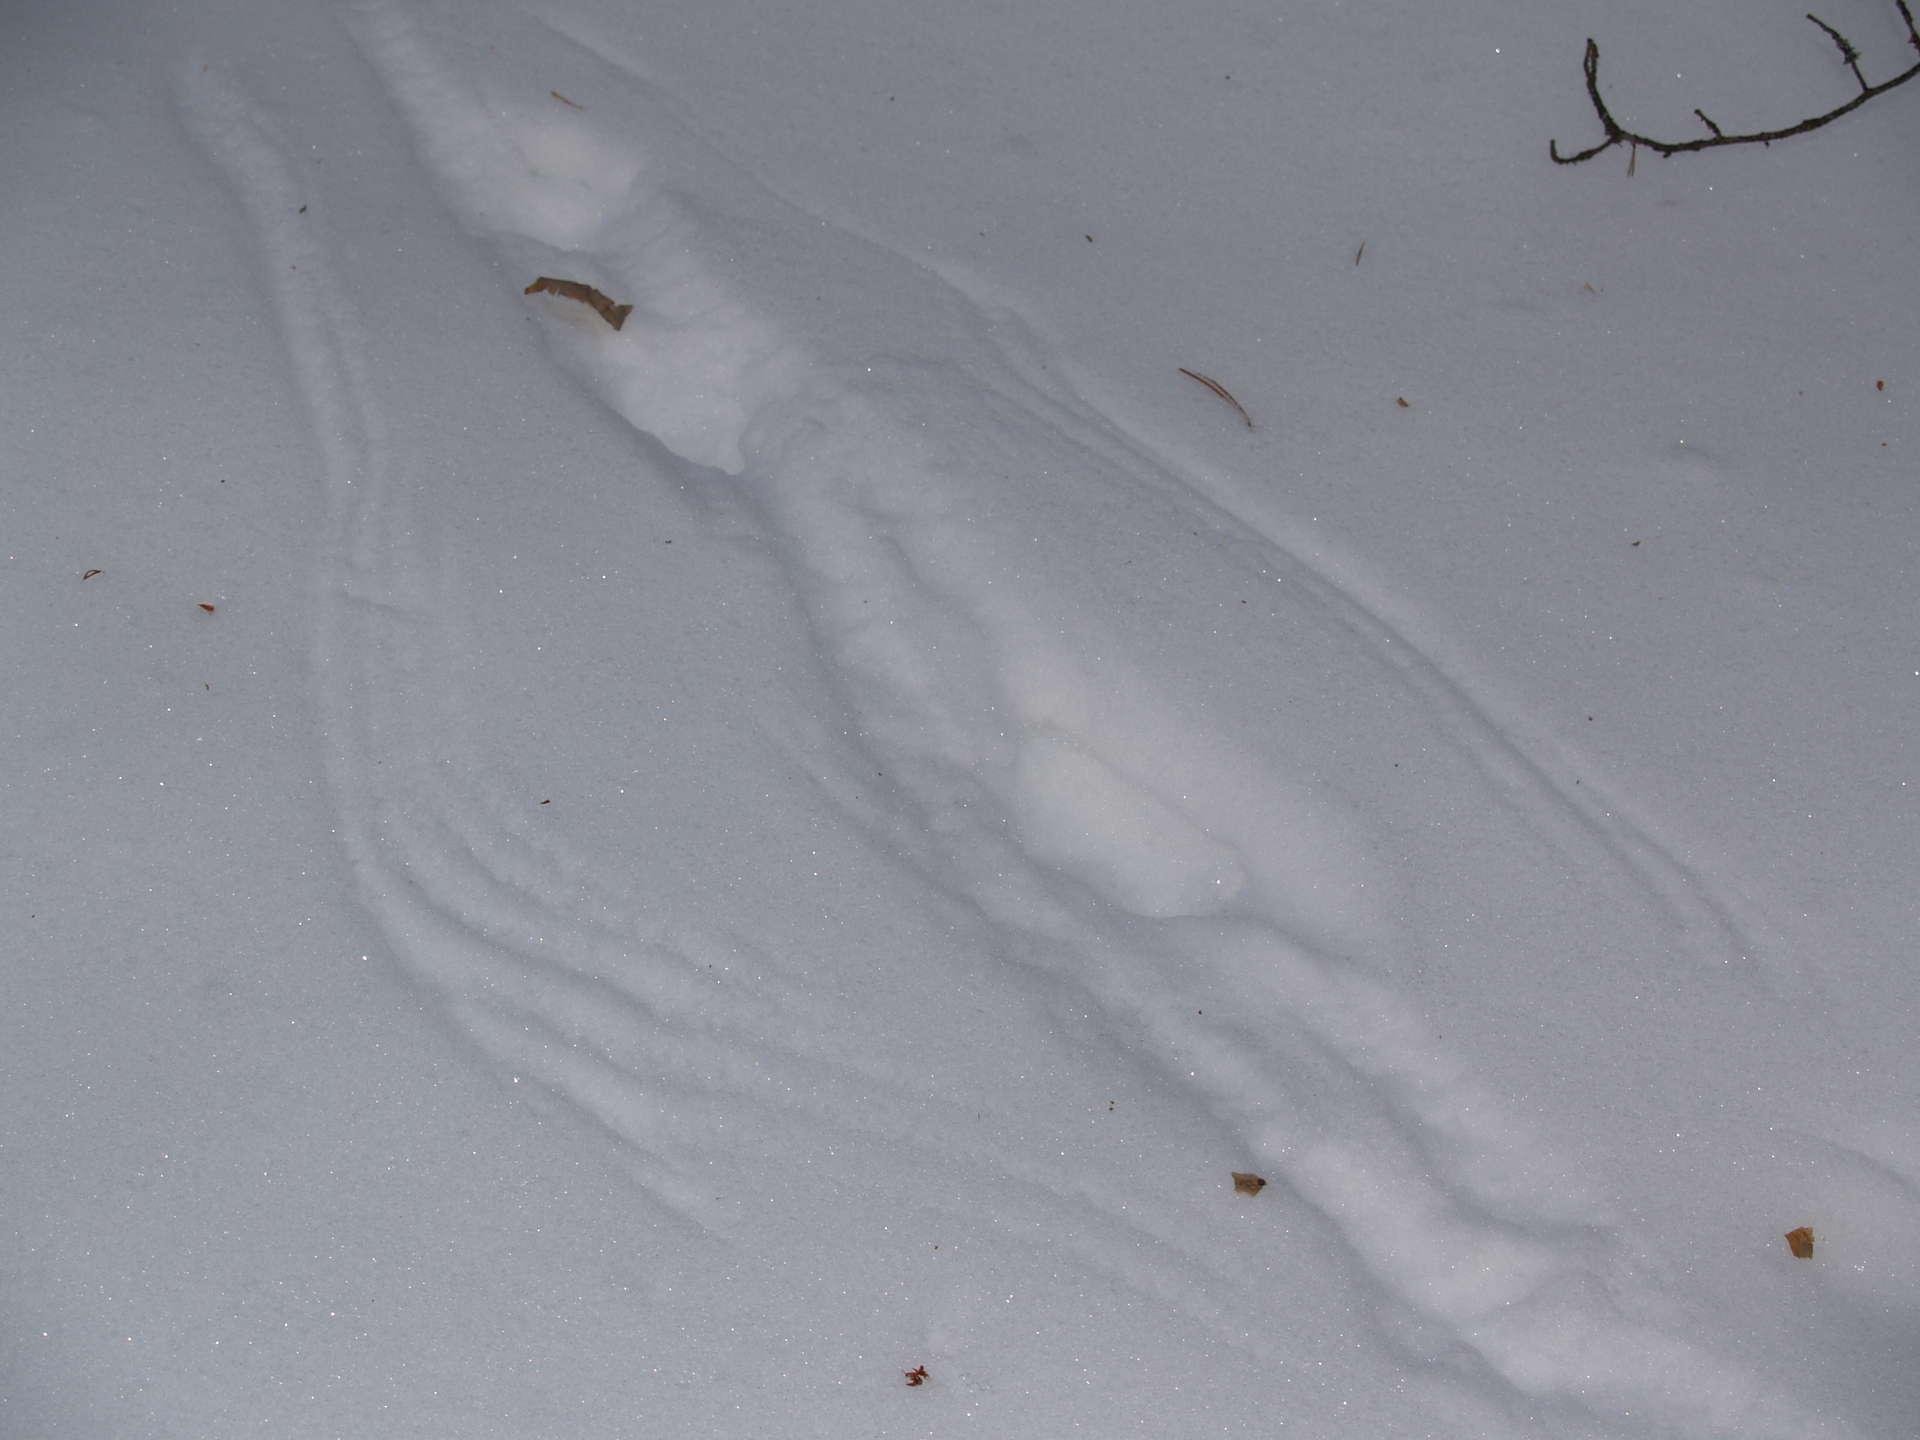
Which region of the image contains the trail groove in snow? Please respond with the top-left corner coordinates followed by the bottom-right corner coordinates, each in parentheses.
top-left (167, 5), bottom-right (1852, 1434)
top-left (174, 58), bottom-right (737, 1232)
top-left (526, 0), bottom-right (1770, 986)
top-left (176, 44), bottom-right (1362, 1421)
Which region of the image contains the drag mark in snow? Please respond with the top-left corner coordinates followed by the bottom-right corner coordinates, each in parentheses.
top-left (531, 0), bottom-right (1766, 989)
top-left (176, 48), bottom-right (1277, 1335)
top-left (336, 7), bottom-right (1827, 1433)
top-left (945, 290), bottom-right (1770, 985)
top-left (171, 58), bottom-right (765, 1235)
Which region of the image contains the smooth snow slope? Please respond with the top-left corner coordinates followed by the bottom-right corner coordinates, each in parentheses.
top-left (4, 0), bottom-right (1916, 1437)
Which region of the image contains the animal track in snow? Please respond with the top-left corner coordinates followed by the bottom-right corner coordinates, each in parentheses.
top-left (182, 8), bottom-right (1845, 1433)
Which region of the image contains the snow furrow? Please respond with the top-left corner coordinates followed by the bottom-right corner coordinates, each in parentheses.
top-left (233, 4), bottom-right (1851, 1432)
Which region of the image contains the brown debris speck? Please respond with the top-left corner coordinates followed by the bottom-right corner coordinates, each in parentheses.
top-left (524, 276), bottom-right (634, 331)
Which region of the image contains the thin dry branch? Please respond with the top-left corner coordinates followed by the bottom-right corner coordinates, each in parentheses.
top-left (1179, 367), bottom-right (1255, 429)
top-left (1551, 7), bottom-right (1920, 164)
top-left (1806, 13), bottom-right (1868, 90)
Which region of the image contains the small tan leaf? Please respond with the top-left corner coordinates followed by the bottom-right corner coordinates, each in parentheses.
top-left (524, 276), bottom-right (633, 331)
top-left (1785, 1226), bottom-right (1814, 1259)
top-left (197, 603), bottom-right (217, 614)
top-left (1232, 1171), bottom-right (1267, 1196)
top-left (1396, 396), bottom-right (1410, 408)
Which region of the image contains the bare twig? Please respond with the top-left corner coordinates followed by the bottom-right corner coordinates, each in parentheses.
top-left (1806, 13), bottom-right (1868, 89)
top-left (1179, 368), bottom-right (1255, 429)
top-left (550, 90), bottom-right (585, 110)
top-left (1551, 6), bottom-right (1920, 164)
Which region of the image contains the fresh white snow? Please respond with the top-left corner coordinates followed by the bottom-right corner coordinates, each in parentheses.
top-left (5, 0), bottom-right (1917, 1435)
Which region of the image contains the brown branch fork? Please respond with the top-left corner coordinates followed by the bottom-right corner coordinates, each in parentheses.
top-left (1552, 3), bottom-right (1920, 164)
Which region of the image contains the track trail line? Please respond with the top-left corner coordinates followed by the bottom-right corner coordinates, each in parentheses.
top-left (236, 7), bottom-right (1826, 1431)
top-left (526, 0), bottom-right (1771, 992)
top-left (172, 58), bottom-right (775, 1232)
top-left (346, 8), bottom-right (1828, 1433)
top-left (973, 300), bottom-right (1771, 980)
top-left (171, 52), bottom-right (1321, 1358)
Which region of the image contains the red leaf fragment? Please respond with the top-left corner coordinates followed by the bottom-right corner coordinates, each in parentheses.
top-left (904, 1365), bottom-right (929, 1387)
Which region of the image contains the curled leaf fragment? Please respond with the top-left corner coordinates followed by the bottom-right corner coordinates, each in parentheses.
top-left (82, 568), bottom-right (103, 580)
top-left (1785, 1226), bottom-right (1814, 1259)
top-left (524, 276), bottom-right (633, 331)
top-left (1232, 1171), bottom-right (1267, 1196)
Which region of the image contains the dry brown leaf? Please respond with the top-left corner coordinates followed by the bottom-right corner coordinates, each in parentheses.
top-left (524, 276), bottom-right (634, 331)
top-left (197, 603), bottom-right (217, 614)
top-left (1232, 1171), bottom-right (1267, 1196)
top-left (1396, 397), bottom-right (1410, 408)
top-left (1785, 1226), bottom-right (1814, 1259)
top-left (1178, 368), bottom-right (1255, 429)
top-left (82, 568), bottom-right (103, 580)
top-left (904, 1365), bottom-right (929, 1387)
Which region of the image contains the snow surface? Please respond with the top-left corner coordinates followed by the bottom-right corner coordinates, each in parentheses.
top-left (4, 0), bottom-right (1917, 1435)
